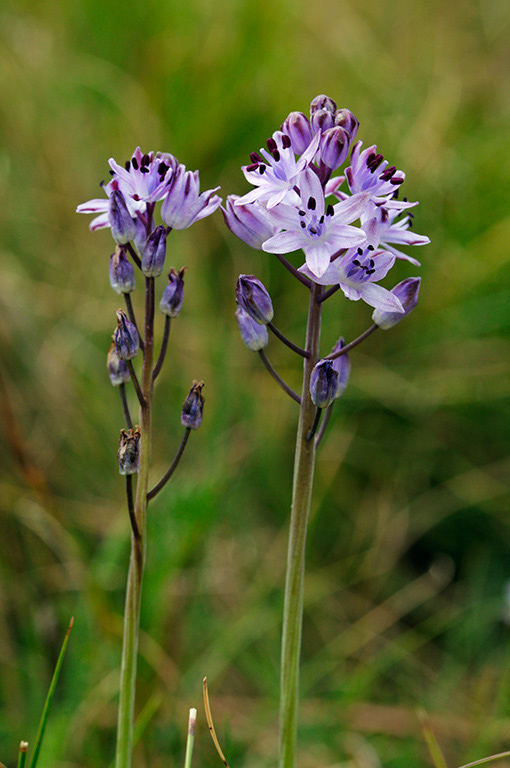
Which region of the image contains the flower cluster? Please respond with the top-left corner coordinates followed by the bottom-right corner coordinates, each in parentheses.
top-left (223, 95), bottom-right (428, 314)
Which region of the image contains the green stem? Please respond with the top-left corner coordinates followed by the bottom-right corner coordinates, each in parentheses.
top-left (115, 278), bottom-right (155, 768)
top-left (279, 282), bottom-right (322, 768)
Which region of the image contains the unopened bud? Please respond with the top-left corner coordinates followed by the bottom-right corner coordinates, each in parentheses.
top-left (107, 343), bottom-right (131, 386)
top-left (310, 95), bottom-right (337, 114)
top-left (114, 309), bottom-right (139, 360)
top-left (330, 337), bottom-right (351, 397)
top-left (181, 381), bottom-right (204, 430)
top-left (310, 359), bottom-right (339, 408)
top-left (109, 189), bottom-right (136, 245)
top-left (310, 108), bottom-right (334, 134)
top-left (236, 275), bottom-right (273, 324)
top-left (372, 277), bottom-right (421, 329)
top-left (118, 427), bottom-right (141, 475)
top-left (334, 108), bottom-right (359, 141)
top-left (319, 127), bottom-right (350, 170)
top-left (235, 306), bottom-right (268, 351)
top-left (223, 196), bottom-right (278, 250)
top-left (281, 111), bottom-right (313, 155)
top-left (160, 267), bottom-right (185, 317)
top-left (109, 247), bottom-right (135, 294)
top-left (142, 225), bottom-right (167, 277)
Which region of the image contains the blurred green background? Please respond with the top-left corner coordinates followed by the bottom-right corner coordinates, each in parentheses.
top-left (0, 0), bottom-right (509, 766)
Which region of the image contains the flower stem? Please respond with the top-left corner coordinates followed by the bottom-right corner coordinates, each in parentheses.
top-left (279, 282), bottom-right (322, 768)
top-left (115, 278), bottom-right (155, 768)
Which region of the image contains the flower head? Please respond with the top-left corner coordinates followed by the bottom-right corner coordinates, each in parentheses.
top-left (161, 164), bottom-right (221, 230)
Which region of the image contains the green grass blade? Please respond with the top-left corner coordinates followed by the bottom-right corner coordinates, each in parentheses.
top-left (183, 708), bottom-right (197, 768)
top-left (28, 617), bottom-right (74, 768)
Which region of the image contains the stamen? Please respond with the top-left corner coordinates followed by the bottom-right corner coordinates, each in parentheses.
top-left (368, 244), bottom-right (374, 250)
top-left (131, 157), bottom-right (139, 170)
top-left (352, 259), bottom-right (360, 266)
top-left (326, 204), bottom-right (334, 217)
top-left (272, 149), bottom-right (280, 162)
top-left (307, 197), bottom-right (316, 210)
top-left (299, 210), bottom-right (306, 216)
top-left (282, 134), bottom-right (292, 149)
top-left (140, 167), bottom-right (149, 174)
top-left (309, 227), bottom-right (317, 235)
top-left (158, 162), bottom-right (168, 175)
top-left (142, 154), bottom-right (150, 166)
top-left (125, 161), bottom-right (131, 171)
top-left (390, 177), bottom-right (404, 185)
top-left (259, 165), bottom-right (266, 175)
top-left (250, 152), bottom-right (263, 164)
top-left (300, 221), bottom-right (306, 229)
top-left (246, 163), bottom-right (259, 172)
top-left (357, 247), bottom-right (363, 255)
top-left (267, 137), bottom-right (277, 153)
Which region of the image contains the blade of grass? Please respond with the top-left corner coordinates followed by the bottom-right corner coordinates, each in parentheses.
top-left (457, 753), bottom-right (510, 768)
top-left (419, 710), bottom-right (448, 768)
top-left (28, 617), bottom-right (74, 768)
top-left (203, 677), bottom-right (230, 768)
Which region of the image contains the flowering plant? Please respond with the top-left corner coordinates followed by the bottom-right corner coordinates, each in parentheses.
top-left (225, 94), bottom-right (429, 768)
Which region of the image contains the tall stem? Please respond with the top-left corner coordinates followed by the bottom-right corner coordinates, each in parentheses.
top-left (279, 282), bottom-right (322, 768)
top-left (115, 278), bottom-right (155, 768)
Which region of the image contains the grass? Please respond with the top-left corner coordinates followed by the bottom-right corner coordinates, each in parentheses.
top-left (0, 0), bottom-right (509, 765)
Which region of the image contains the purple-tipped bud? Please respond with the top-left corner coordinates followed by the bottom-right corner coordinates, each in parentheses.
top-left (141, 225), bottom-right (167, 277)
top-left (281, 111), bottom-right (313, 155)
top-left (372, 277), bottom-right (421, 329)
top-left (133, 217), bottom-right (148, 256)
top-left (222, 196), bottom-right (278, 250)
top-left (310, 108), bottom-right (335, 134)
top-left (319, 127), bottom-right (350, 170)
top-left (118, 427), bottom-right (141, 475)
top-left (114, 309), bottom-right (139, 360)
top-left (181, 381), bottom-right (204, 430)
top-left (310, 359), bottom-right (339, 408)
top-left (160, 267), bottom-right (185, 317)
top-left (310, 95), bottom-right (337, 114)
top-left (109, 247), bottom-right (136, 294)
top-left (109, 189), bottom-right (136, 245)
top-left (333, 108), bottom-right (359, 142)
top-left (235, 306), bottom-right (268, 351)
top-left (107, 343), bottom-right (131, 386)
top-left (236, 275), bottom-right (274, 325)
top-left (330, 337), bottom-right (351, 397)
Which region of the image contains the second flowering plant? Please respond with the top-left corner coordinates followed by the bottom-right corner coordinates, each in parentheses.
top-left (224, 94), bottom-right (429, 768)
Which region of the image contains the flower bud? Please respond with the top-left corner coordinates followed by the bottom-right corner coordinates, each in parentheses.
top-left (109, 189), bottom-right (136, 245)
top-left (181, 381), bottom-right (204, 430)
top-left (310, 359), bottom-right (339, 408)
top-left (235, 306), bottom-right (268, 351)
top-left (236, 274), bottom-right (274, 325)
top-left (109, 247), bottom-right (135, 294)
top-left (222, 196), bottom-right (278, 250)
top-left (310, 108), bottom-right (334, 134)
top-left (330, 337), bottom-right (351, 397)
top-left (107, 343), bottom-right (131, 386)
top-left (319, 126), bottom-right (350, 170)
top-left (160, 267), bottom-right (185, 317)
top-left (141, 225), bottom-right (167, 277)
top-left (118, 427), bottom-right (141, 475)
top-left (310, 94), bottom-right (337, 114)
top-left (333, 108), bottom-right (359, 142)
top-left (280, 111), bottom-right (313, 155)
top-left (372, 277), bottom-right (421, 329)
top-left (133, 217), bottom-right (148, 256)
top-left (114, 309), bottom-right (139, 360)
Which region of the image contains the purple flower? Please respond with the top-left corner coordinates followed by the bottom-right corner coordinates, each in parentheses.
top-left (222, 196), bottom-right (280, 250)
top-left (108, 147), bottom-right (177, 205)
top-left (235, 306), bottom-right (268, 351)
top-left (372, 277), bottom-right (421, 329)
top-left (107, 343), bottom-right (131, 386)
top-left (310, 359), bottom-right (339, 408)
top-left (300, 246), bottom-right (404, 313)
top-left (236, 275), bottom-right (274, 325)
top-left (109, 247), bottom-right (136, 294)
top-left (160, 268), bottom-right (185, 317)
top-left (261, 167), bottom-right (367, 279)
top-left (161, 164), bottom-right (221, 230)
top-left (181, 381), bottom-right (204, 430)
top-left (330, 337), bottom-right (351, 397)
top-left (345, 142), bottom-right (411, 209)
top-left (361, 203), bottom-right (430, 265)
top-left (141, 225), bottom-right (167, 277)
top-left (114, 309), bottom-right (140, 360)
top-left (236, 130), bottom-right (320, 210)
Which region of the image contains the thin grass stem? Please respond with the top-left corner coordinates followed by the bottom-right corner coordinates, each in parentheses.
top-left (267, 322), bottom-right (309, 358)
top-left (17, 742), bottom-right (28, 768)
top-left (152, 316), bottom-right (171, 382)
top-left (183, 709), bottom-right (197, 768)
top-left (147, 428), bottom-right (191, 501)
top-left (119, 383), bottom-right (133, 429)
top-left (258, 350), bottom-right (301, 404)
